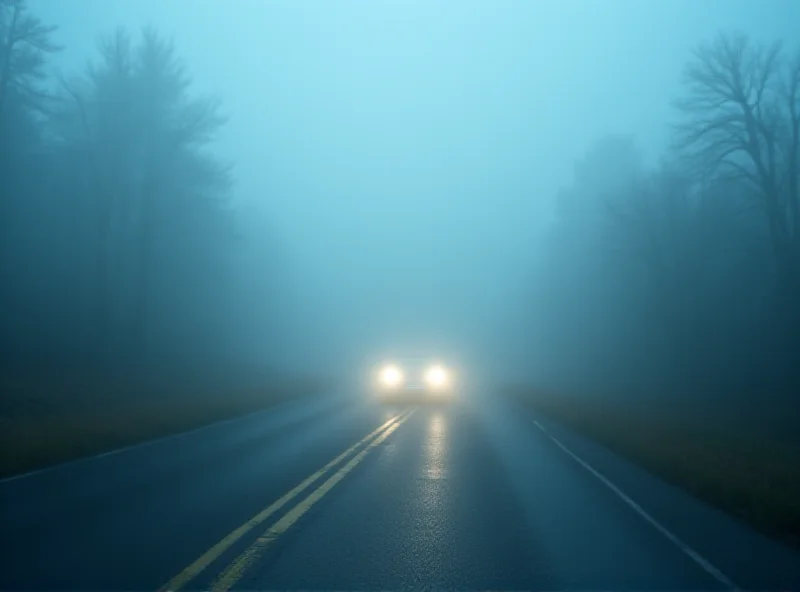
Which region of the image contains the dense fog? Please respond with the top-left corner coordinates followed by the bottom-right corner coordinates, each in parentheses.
top-left (2, 1), bottom-right (799, 424)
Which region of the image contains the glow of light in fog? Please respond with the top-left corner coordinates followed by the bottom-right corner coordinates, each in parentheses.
top-left (424, 364), bottom-right (449, 388)
top-left (379, 364), bottom-right (404, 387)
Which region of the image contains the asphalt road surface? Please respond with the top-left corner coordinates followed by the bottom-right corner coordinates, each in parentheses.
top-left (1, 390), bottom-right (799, 591)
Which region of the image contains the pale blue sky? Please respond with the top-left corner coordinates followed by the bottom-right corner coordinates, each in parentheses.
top-left (31, 0), bottom-right (800, 373)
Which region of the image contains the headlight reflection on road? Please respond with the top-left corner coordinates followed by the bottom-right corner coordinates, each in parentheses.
top-left (413, 412), bottom-right (450, 553)
top-left (425, 413), bottom-right (447, 480)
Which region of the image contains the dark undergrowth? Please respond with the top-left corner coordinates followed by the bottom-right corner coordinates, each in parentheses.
top-left (0, 370), bottom-right (325, 479)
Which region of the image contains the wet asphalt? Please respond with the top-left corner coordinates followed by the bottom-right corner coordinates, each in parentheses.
top-left (1, 390), bottom-right (798, 591)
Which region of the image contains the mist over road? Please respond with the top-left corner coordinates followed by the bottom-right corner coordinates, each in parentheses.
top-left (4, 3), bottom-right (800, 590)
top-left (1, 392), bottom-right (798, 592)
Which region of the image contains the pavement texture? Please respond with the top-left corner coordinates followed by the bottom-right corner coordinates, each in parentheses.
top-left (1, 390), bottom-right (798, 591)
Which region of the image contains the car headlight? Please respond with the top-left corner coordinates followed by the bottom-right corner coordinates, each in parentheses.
top-left (379, 364), bottom-right (404, 388)
top-left (424, 364), bottom-right (450, 389)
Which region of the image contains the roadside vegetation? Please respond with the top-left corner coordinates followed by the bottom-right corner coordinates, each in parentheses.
top-left (0, 371), bottom-right (324, 478)
top-left (0, 1), bottom-right (308, 477)
top-left (525, 32), bottom-right (800, 548)
top-left (531, 32), bottom-right (800, 428)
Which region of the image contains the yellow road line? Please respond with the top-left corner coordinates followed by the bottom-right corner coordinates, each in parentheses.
top-left (210, 407), bottom-right (418, 592)
top-left (159, 409), bottom-right (414, 592)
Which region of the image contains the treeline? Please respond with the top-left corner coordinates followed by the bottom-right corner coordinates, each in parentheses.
top-left (1, 1), bottom-right (272, 383)
top-left (533, 33), bottom-right (800, 427)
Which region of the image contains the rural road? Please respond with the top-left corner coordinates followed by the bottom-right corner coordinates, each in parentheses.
top-left (1, 390), bottom-right (799, 591)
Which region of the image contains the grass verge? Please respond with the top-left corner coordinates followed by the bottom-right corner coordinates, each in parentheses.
top-left (506, 387), bottom-right (800, 550)
top-left (0, 374), bottom-right (325, 479)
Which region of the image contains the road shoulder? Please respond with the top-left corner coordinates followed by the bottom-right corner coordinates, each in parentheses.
top-left (521, 403), bottom-right (800, 590)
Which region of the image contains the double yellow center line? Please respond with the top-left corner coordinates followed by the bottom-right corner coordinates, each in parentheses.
top-left (159, 407), bottom-right (417, 592)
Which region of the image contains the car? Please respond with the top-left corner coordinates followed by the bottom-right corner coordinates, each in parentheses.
top-left (369, 355), bottom-right (458, 403)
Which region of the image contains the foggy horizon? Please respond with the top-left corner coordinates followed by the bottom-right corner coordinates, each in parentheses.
top-left (3, 2), bottom-right (800, 589)
top-left (25, 0), bottom-right (799, 380)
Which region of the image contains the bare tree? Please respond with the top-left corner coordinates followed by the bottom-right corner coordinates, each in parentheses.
top-left (673, 32), bottom-right (800, 339)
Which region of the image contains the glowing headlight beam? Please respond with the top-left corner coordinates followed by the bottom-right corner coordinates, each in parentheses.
top-left (379, 364), bottom-right (403, 387)
top-left (424, 365), bottom-right (449, 388)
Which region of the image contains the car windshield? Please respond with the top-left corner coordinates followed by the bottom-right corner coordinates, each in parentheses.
top-left (1, 1), bottom-right (799, 591)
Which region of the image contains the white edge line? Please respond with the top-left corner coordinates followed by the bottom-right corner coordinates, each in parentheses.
top-left (0, 395), bottom-right (314, 484)
top-left (531, 419), bottom-right (741, 592)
